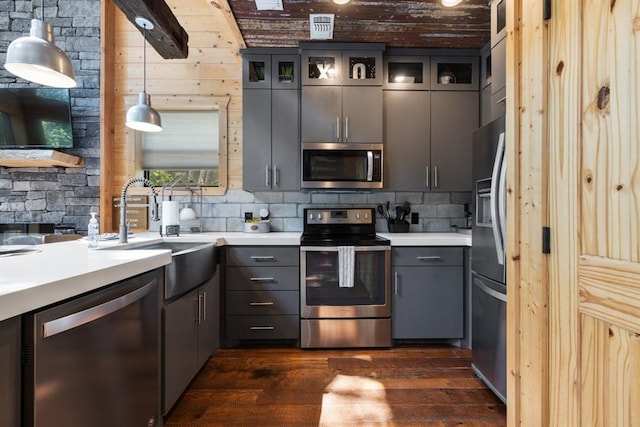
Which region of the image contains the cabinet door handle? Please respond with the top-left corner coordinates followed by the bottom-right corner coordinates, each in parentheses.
top-left (249, 301), bottom-right (275, 306)
top-left (434, 166), bottom-right (438, 189)
top-left (425, 166), bottom-right (430, 189)
top-left (250, 326), bottom-right (275, 330)
top-left (265, 165), bottom-right (271, 187)
top-left (273, 165), bottom-right (278, 187)
top-left (416, 256), bottom-right (442, 262)
top-left (197, 293), bottom-right (203, 324)
top-left (335, 116), bottom-right (340, 141)
top-left (497, 96), bottom-right (506, 104)
top-left (344, 116), bottom-right (349, 142)
top-left (394, 271), bottom-right (399, 295)
top-left (250, 277), bottom-right (275, 282)
top-left (250, 256), bottom-right (275, 261)
top-left (202, 291), bottom-right (207, 321)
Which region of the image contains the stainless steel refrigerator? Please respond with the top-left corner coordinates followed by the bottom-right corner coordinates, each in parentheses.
top-left (471, 115), bottom-right (507, 403)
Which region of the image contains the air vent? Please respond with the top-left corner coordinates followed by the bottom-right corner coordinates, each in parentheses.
top-left (254, 0), bottom-right (283, 10)
top-left (309, 14), bottom-right (334, 40)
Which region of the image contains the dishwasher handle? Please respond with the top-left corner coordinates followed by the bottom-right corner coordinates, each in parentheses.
top-left (42, 280), bottom-right (156, 338)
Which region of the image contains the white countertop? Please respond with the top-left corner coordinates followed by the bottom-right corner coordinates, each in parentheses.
top-left (0, 231), bottom-right (470, 321)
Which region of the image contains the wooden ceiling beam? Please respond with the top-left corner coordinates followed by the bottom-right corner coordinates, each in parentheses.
top-left (111, 0), bottom-right (189, 59)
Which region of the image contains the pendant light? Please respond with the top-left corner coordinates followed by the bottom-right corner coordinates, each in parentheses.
top-left (126, 17), bottom-right (162, 133)
top-left (4, 0), bottom-right (76, 88)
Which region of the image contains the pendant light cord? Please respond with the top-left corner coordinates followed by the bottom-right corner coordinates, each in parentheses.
top-left (143, 24), bottom-right (147, 94)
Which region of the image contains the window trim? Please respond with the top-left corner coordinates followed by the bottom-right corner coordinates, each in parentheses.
top-left (125, 94), bottom-right (229, 196)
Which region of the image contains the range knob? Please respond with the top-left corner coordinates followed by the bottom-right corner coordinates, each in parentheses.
top-left (308, 213), bottom-right (315, 221)
top-left (364, 213), bottom-right (370, 220)
top-left (317, 213), bottom-right (323, 221)
top-left (355, 213), bottom-right (361, 220)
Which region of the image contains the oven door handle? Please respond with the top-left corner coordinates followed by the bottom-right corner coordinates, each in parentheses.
top-left (300, 245), bottom-right (390, 252)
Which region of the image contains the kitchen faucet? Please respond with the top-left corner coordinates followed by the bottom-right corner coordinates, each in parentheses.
top-left (119, 177), bottom-right (160, 243)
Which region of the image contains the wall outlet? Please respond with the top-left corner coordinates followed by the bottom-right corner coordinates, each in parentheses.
top-left (411, 212), bottom-right (419, 224)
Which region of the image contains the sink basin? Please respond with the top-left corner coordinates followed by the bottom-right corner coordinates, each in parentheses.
top-left (119, 241), bottom-right (211, 254)
top-left (105, 241), bottom-right (217, 300)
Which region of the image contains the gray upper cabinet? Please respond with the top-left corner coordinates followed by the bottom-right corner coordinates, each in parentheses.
top-left (384, 90), bottom-right (430, 190)
top-left (430, 90), bottom-right (479, 191)
top-left (300, 44), bottom-right (384, 143)
top-left (384, 82), bottom-right (478, 192)
top-left (491, 37), bottom-right (506, 95)
top-left (301, 85), bottom-right (383, 143)
top-left (242, 51), bottom-right (300, 191)
top-left (491, 0), bottom-right (507, 48)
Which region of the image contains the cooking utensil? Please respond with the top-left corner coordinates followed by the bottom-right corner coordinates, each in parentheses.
top-left (377, 204), bottom-right (390, 222)
top-left (401, 201), bottom-right (411, 221)
top-left (396, 206), bottom-right (403, 221)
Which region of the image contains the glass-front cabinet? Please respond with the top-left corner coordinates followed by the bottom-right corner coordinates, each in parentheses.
top-left (430, 56), bottom-right (479, 91)
top-left (301, 47), bottom-right (383, 86)
top-left (243, 54), bottom-right (300, 89)
top-left (384, 56), bottom-right (430, 90)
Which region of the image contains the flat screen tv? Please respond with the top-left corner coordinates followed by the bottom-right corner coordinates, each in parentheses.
top-left (0, 88), bottom-right (73, 148)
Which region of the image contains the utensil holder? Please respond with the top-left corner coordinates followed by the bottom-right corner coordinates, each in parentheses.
top-left (387, 220), bottom-right (409, 233)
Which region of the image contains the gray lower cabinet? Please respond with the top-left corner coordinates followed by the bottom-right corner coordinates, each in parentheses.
top-left (0, 316), bottom-right (21, 427)
top-left (392, 247), bottom-right (464, 339)
top-left (225, 246), bottom-right (300, 341)
top-left (163, 273), bottom-right (219, 414)
top-left (243, 88), bottom-right (300, 191)
top-left (384, 89), bottom-right (478, 191)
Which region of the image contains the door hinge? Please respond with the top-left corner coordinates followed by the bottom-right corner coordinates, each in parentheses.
top-left (543, 0), bottom-right (552, 20)
top-left (542, 226), bottom-right (551, 254)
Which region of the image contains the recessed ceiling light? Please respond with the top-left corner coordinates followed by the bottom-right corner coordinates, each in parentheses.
top-left (255, 0), bottom-right (283, 11)
top-left (332, 0), bottom-right (351, 4)
top-left (441, 0), bottom-right (463, 6)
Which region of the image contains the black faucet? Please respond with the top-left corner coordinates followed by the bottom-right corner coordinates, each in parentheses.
top-left (119, 177), bottom-right (160, 243)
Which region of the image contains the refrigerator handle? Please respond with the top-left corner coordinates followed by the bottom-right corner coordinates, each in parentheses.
top-left (490, 132), bottom-right (506, 265)
top-left (498, 142), bottom-right (507, 257)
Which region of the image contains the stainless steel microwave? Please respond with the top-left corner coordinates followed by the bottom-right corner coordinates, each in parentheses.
top-left (301, 143), bottom-right (383, 189)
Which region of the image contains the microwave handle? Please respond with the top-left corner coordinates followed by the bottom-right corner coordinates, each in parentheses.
top-left (367, 151), bottom-right (374, 181)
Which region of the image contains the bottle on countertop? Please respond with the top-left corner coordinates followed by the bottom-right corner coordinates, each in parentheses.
top-left (88, 212), bottom-right (99, 249)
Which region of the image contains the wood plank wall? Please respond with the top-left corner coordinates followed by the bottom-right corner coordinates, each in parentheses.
top-left (101, 0), bottom-right (245, 230)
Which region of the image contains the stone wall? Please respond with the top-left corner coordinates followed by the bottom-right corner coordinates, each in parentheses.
top-left (0, 0), bottom-right (101, 233)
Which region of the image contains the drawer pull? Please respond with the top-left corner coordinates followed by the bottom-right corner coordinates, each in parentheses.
top-left (416, 256), bottom-right (442, 261)
top-left (250, 256), bottom-right (275, 261)
top-left (250, 326), bottom-right (275, 330)
top-left (250, 277), bottom-right (275, 282)
top-left (249, 301), bottom-right (275, 306)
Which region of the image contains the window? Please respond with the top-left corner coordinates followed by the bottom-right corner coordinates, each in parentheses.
top-left (127, 95), bottom-right (229, 195)
top-left (141, 110), bottom-right (220, 186)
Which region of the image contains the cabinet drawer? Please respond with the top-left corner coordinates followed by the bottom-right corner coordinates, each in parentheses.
top-left (226, 266), bottom-right (299, 291)
top-left (226, 247), bottom-right (299, 267)
top-left (392, 247), bottom-right (463, 266)
top-left (226, 315), bottom-right (299, 339)
top-left (226, 290), bottom-right (300, 315)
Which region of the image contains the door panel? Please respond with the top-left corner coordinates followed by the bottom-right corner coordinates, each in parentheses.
top-left (548, 0), bottom-right (640, 425)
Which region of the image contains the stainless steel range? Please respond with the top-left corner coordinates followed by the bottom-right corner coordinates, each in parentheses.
top-left (300, 207), bottom-right (391, 348)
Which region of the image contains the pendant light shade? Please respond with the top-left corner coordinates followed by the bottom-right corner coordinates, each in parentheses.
top-left (126, 17), bottom-right (162, 133)
top-left (4, 19), bottom-right (76, 88)
top-left (126, 91), bottom-right (162, 132)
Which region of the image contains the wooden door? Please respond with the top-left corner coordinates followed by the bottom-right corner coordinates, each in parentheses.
top-left (549, 0), bottom-right (640, 425)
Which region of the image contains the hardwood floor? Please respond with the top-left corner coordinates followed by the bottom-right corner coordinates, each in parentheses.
top-left (164, 346), bottom-right (506, 426)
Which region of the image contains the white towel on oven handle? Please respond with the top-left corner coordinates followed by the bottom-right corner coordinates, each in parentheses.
top-left (338, 246), bottom-right (355, 288)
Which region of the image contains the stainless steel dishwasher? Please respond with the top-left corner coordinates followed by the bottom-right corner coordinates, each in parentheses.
top-left (22, 269), bottom-right (162, 427)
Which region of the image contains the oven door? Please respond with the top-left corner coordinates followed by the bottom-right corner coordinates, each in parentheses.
top-left (300, 245), bottom-right (391, 318)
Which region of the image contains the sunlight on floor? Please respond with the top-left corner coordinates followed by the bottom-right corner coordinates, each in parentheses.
top-left (319, 374), bottom-right (392, 425)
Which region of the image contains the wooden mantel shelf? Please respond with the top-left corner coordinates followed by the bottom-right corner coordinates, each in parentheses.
top-left (0, 150), bottom-right (84, 168)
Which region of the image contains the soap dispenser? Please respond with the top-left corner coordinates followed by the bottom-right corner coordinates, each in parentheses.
top-left (88, 212), bottom-right (99, 249)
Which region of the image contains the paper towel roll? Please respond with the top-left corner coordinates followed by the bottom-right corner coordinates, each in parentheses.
top-left (162, 201), bottom-right (180, 231)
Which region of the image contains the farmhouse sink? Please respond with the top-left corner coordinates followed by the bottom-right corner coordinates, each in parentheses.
top-left (104, 240), bottom-right (217, 299)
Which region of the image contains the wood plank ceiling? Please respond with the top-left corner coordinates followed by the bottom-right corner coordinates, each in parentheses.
top-left (226, 0), bottom-right (491, 49)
